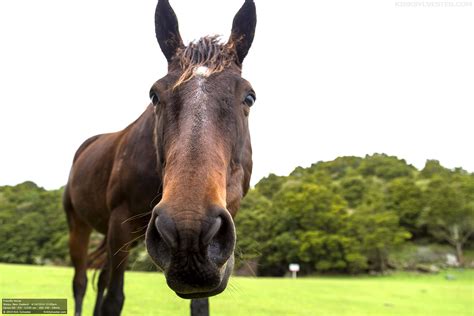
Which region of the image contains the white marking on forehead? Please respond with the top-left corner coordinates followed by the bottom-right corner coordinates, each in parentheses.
top-left (194, 66), bottom-right (210, 77)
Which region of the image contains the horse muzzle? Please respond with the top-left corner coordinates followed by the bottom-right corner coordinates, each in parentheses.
top-left (145, 203), bottom-right (236, 298)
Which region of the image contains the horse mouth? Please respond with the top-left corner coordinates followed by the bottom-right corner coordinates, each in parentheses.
top-left (176, 290), bottom-right (222, 299)
top-left (167, 255), bottom-right (234, 299)
top-left (177, 291), bottom-right (220, 299)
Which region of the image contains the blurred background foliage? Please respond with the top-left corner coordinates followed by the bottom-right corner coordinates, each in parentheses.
top-left (1, 154), bottom-right (473, 276)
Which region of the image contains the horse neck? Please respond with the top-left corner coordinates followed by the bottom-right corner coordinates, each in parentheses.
top-left (115, 105), bottom-right (162, 209)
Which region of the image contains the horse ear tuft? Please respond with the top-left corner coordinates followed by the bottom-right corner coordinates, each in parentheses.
top-left (155, 0), bottom-right (184, 62)
top-left (228, 0), bottom-right (257, 65)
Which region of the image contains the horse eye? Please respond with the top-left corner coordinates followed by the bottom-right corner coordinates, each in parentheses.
top-left (244, 93), bottom-right (256, 107)
top-left (149, 90), bottom-right (160, 106)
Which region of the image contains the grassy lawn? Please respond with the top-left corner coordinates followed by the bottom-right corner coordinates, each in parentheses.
top-left (0, 263), bottom-right (472, 315)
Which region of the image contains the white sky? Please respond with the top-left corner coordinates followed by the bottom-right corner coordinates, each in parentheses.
top-left (0, 0), bottom-right (473, 190)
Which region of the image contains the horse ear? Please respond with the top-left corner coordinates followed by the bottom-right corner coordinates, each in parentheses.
top-left (155, 0), bottom-right (184, 62)
top-left (228, 0), bottom-right (257, 65)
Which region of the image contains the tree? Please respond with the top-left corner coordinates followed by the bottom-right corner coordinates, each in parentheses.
top-left (254, 173), bottom-right (286, 200)
top-left (347, 209), bottom-right (410, 272)
top-left (419, 159), bottom-right (450, 179)
top-left (235, 189), bottom-right (271, 264)
top-left (420, 175), bottom-right (474, 265)
top-left (0, 183), bottom-right (68, 264)
top-left (345, 179), bottom-right (411, 272)
top-left (358, 153), bottom-right (416, 180)
top-left (257, 181), bottom-right (357, 275)
top-left (298, 156), bottom-right (362, 181)
top-left (385, 177), bottom-right (424, 237)
top-left (339, 176), bottom-right (366, 208)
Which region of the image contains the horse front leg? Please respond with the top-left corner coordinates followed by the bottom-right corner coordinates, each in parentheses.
top-left (191, 298), bottom-right (209, 316)
top-left (100, 205), bottom-right (133, 316)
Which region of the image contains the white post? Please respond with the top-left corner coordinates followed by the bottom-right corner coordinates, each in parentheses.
top-left (289, 263), bottom-right (300, 279)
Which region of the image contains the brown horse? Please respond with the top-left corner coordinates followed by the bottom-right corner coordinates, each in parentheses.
top-left (63, 0), bottom-right (256, 315)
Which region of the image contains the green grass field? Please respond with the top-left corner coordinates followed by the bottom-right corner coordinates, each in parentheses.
top-left (0, 263), bottom-right (472, 316)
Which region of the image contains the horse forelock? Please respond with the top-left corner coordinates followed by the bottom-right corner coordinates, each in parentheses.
top-left (173, 36), bottom-right (237, 88)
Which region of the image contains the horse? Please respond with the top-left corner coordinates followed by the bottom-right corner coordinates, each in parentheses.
top-left (63, 0), bottom-right (256, 315)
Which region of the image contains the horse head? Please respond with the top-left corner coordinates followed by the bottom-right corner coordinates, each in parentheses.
top-left (145, 0), bottom-right (256, 299)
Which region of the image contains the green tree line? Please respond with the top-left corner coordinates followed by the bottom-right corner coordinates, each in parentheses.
top-left (0, 182), bottom-right (68, 264)
top-left (235, 155), bottom-right (474, 275)
top-left (1, 154), bottom-right (473, 275)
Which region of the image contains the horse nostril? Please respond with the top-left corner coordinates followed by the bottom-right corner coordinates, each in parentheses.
top-left (155, 215), bottom-right (178, 250)
top-left (201, 217), bottom-right (222, 246)
top-left (206, 211), bottom-right (236, 267)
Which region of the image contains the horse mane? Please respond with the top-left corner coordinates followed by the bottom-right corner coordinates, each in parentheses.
top-left (174, 36), bottom-right (237, 88)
